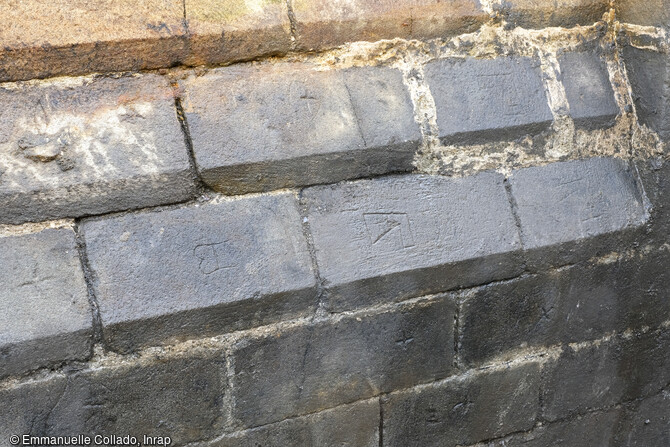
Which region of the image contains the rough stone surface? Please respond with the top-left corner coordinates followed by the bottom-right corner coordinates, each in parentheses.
top-left (291, 0), bottom-right (487, 51)
top-left (494, 0), bottom-right (609, 28)
top-left (382, 362), bottom-right (541, 447)
top-left (618, 0), bottom-right (670, 28)
top-left (0, 75), bottom-right (195, 224)
top-left (542, 329), bottom-right (670, 421)
top-left (302, 173), bottom-right (523, 312)
top-left (472, 409), bottom-right (621, 446)
top-left (45, 353), bottom-right (225, 444)
top-left (0, 228), bottom-right (91, 379)
top-left (0, 0), bottom-right (187, 82)
top-left (508, 157), bottom-right (648, 252)
top-left (200, 400), bottom-right (379, 447)
top-left (232, 297), bottom-right (455, 428)
top-left (459, 246), bottom-right (670, 366)
top-left (558, 50), bottom-right (619, 128)
top-left (615, 389), bottom-right (670, 446)
top-left (0, 376), bottom-right (68, 442)
top-left (623, 46), bottom-right (670, 141)
top-left (82, 193), bottom-right (316, 353)
top-left (185, 0), bottom-right (292, 66)
top-left (181, 64), bottom-right (420, 194)
top-left (425, 56), bottom-right (553, 144)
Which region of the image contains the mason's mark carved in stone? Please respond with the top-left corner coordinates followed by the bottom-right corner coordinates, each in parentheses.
top-left (194, 242), bottom-right (236, 275)
top-left (364, 212), bottom-right (415, 250)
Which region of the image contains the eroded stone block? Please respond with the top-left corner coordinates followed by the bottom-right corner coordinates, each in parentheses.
top-left (0, 0), bottom-right (187, 81)
top-left (425, 56), bottom-right (553, 144)
top-left (383, 361), bottom-right (541, 446)
top-left (231, 297), bottom-right (455, 427)
top-left (302, 173), bottom-right (522, 311)
top-left (185, 0), bottom-right (292, 66)
top-left (0, 228), bottom-right (92, 378)
top-left (199, 400), bottom-right (379, 447)
top-left (559, 50), bottom-right (619, 128)
top-left (181, 63), bottom-right (420, 194)
top-left (508, 157), bottom-right (648, 250)
top-left (291, 0), bottom-right (486, 51)
top-left (0, 75), bottom-right (195, 224)
top-left (81, 193), bottom-right (316, 353)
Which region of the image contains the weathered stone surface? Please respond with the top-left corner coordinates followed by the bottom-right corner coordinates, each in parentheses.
top-left (0, 0), bottom-right (187, 82)
top-left (82, 193), bottom-right (316, 353)
top-left (459, 246), bottom-right (670, 366)
top-left (0, 375), bottom-right (68, 441)
top-left (232, 297), bottom-right (455, 428)
top-left (0, 228), bottom-right (91, 378)
top-left (0, 75), bottom-right (195, 225)
top-left (508, 157), bottom-right (647, 256)
top-left (200, 400), bottom-right (379, 447)
top-left (302, 173), bottom-right (522, 312)
top-left (472, 409), bottom-right (620, 446)
top-left (494, 0), bottom-right (609, 28)
top-left (185, 0), bottom-right (292, 66)
top-left (292, 0), bottom-right (487, 51)
top-left (623, 47), bottom-right (670, 141)
top-left (45, 353), bottom-right (225, 444)
top-left (558, 50), bottom-right (619, 128)
top-left (181, 64), bottom-right (420, 194)
top-left (615, 389), bottom-right (670, 446)
top-left (542, 329), bottom-right (670, 421)
top-left (383, 362), bottom-right (541, 447)
top-left (425, 56), bottom-right (553, 144)
top-left (618, 0), bottom-right (670, 28)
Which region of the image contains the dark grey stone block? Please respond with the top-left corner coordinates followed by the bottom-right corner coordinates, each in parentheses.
top-left (475, 409), bottom-right (620, 446)
top-left (200, 400), bottom-right (379, 447)
top-left (615, 389), bottom-right (670, 447)
top-left (0, 375), bottom-right (68, 442)
top-left (425, 56), bottom-right (553, 144)
top-left (81, 193), bottom-right (316, 353)
top-left (181, 64), bottom-right (420, 195)
top-left (542, 329), bottom-right (670, 421)
top-left (302, 173), bottom-right (523, 312)
top-left (44, 353), bottom-right (225, 444)
top-left (623, 46), bottom-right (670, 141)
top-left (493, 0), bottom-right (608, 29)
top-left (459, 246), bottom-right (670, 366)
top-left (0, 75), bottom-right (196, 225)
top-left (508, 157), bottom-right (648, 268)
top-left (618, 0), bottom-right (670, 28)
top-left (558, 50), bottom-right (619, 128)
top-left (0, 228), bottom-right (92, 378)
top-left (231, 297), bottom-right (455, 428)
top-left (382, 361), bottom-right (541, 447)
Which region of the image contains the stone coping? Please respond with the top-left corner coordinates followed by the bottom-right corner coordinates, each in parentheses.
top-left (0, 0), bottom-right (608, 82)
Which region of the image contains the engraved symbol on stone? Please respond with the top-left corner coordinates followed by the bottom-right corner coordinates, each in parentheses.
top-left (364, 213), bottom-right (415, 250)
top-left (194, 242), bottom-right (235, 275)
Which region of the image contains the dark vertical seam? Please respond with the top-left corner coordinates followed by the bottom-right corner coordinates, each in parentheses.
top-left (172, 88), bottom-right (210, 194)
top-left (74, 221), bottom-right (104, 348)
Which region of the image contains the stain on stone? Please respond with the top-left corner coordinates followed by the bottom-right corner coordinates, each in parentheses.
top-left (17, 130), bottom-right (77, 168)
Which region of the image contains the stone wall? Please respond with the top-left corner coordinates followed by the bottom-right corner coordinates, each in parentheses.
top-left (0, 1), bottom-right (669, 446)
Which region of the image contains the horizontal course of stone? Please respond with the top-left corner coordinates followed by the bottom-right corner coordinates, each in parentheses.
top-left (0, 0), bottom-right (609, 82)
top-left (0, 46), bottom-right (620, 223)
top-left (0, 156), bottom-right (649, 372)
top-left (3, 290), bottom-right (669, 445)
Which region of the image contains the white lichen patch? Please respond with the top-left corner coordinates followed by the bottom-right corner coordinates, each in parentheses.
top-left (0, 100), bottom-right (163, 191)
